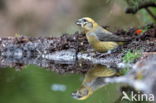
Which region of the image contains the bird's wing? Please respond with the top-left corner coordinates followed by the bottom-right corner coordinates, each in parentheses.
top-left (94, 28), bottom-right (128, 42)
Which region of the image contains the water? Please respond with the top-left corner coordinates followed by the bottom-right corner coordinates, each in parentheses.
top-left (0, 65), bottom-right (121, 103)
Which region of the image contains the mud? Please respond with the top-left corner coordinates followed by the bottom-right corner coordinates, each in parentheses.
top-left (50, 24), bottom-right (156, 53)
top-left (0, 24), bottom-right (156, 74)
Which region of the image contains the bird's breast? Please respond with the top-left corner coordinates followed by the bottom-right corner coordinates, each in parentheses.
top-left (86, 34), bottom-right (99, 45)
top-left (86, 33), bottom-right (119, 52)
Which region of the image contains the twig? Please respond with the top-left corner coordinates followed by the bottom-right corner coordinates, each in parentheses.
top-left (126, 2), bottom-right (156, 14)
top-left (145, 8), bottom-right (156, 20)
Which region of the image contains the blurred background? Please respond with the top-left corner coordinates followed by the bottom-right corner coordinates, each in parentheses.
top-left (0, 0), bottom-right (152, 37)
top-left (0, 0), bottom-right (155, 103)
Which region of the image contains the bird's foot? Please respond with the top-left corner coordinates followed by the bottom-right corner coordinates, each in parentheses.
top-left (93, 52), bottom-right (102, 58)
top-left (96, 50), bottom-right (112, 58)
top-left (87, 49), bottom-right (95, 52)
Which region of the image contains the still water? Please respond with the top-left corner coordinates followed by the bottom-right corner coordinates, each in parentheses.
top-left (0, 65), bottom-right (121, 103)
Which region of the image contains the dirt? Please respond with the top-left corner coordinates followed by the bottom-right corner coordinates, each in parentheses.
top-left (0, 24), bottom-right (156, 74)
top-left (48, 24), bottom-right (156, 74)
top-left (48, 23), bottom-right (156, 53)
top-left (8, 23), bottom-right (156, 54)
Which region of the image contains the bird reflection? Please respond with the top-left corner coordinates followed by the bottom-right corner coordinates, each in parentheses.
top-left (72, 64), bottom-right (119, 100)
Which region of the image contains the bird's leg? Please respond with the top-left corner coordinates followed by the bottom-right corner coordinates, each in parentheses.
top-left (96, 50), bottom-right (112, 58)
top-left (94, 51), bottom-right (102, 57)
top-left (87, 49), bottom-right (102, 57)
top-left (81, 49), bottom-right (96, 54)
top-left (87, 48), bottom-right (95, 53)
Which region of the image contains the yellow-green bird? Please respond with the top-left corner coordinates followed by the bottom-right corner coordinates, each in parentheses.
top-left (76, 17), bottom-right (128, 53)
top-left (72, 65), bottom-right (117, 100)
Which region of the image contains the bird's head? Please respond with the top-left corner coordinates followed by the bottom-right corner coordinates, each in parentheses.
top-left (76, 17), bottom-right (99, 32)
top-left (72, 85), bottom-right (93, 100)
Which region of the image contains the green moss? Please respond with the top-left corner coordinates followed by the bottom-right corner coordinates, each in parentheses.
top-left (122, 50), bottom-right (142, 63)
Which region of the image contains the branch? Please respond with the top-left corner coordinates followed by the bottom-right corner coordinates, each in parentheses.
top-left (145, 8), bottom-right (156, 20)
top-left (126, 2), bottom-right (156, 14)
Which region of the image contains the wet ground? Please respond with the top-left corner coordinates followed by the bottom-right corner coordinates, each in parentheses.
top-left (0, 24), bottom-right (156, 74)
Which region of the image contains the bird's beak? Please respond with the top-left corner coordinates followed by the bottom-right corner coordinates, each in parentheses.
top-left (72, 92), bottom-right (78, 99)
top-left (75, 19), bottom-right (82, 26)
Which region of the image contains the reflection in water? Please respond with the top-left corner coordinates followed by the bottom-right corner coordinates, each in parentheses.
top-left (0, 41), bottom-right (124, 102)
top-left (0, 53), bottom-right (93, 74)
top-left (72, 64), bottom-right (119, 100)
top-left (0, 60), bottom-right (122, 103)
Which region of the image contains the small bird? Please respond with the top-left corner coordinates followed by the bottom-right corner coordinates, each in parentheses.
top-left (72, 65), bottom-right (118, 100)
top-left (76, 17), bottom-right (128, 53)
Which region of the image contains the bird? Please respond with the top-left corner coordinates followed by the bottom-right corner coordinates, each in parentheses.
top-left (72, 64), bottom-right (118, 100)
top-left (76, 17), bottom-right (129, 53)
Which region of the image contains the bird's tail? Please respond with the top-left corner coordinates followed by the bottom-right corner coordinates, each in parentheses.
top-left (117, 42), bottom-right (125, 45)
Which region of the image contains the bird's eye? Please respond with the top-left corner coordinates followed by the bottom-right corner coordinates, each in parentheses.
top-left (83, 19), bottom-right (87, 22)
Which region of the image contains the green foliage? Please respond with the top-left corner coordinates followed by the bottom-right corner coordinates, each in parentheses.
top-left (122, 50), bottom-right (142, 63)
top-left (119, 50), bottom-right (142, 75)
top-left (140, 24), bottom-right (152, 33)
top-left (139, 9), bottom-right (156, 24)
top-left (125, 0), bottom-right (156, 23)
top-left (126, 0), bottom-right (140, 8)
top-left (126, 0), bottom-right (156, 7)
